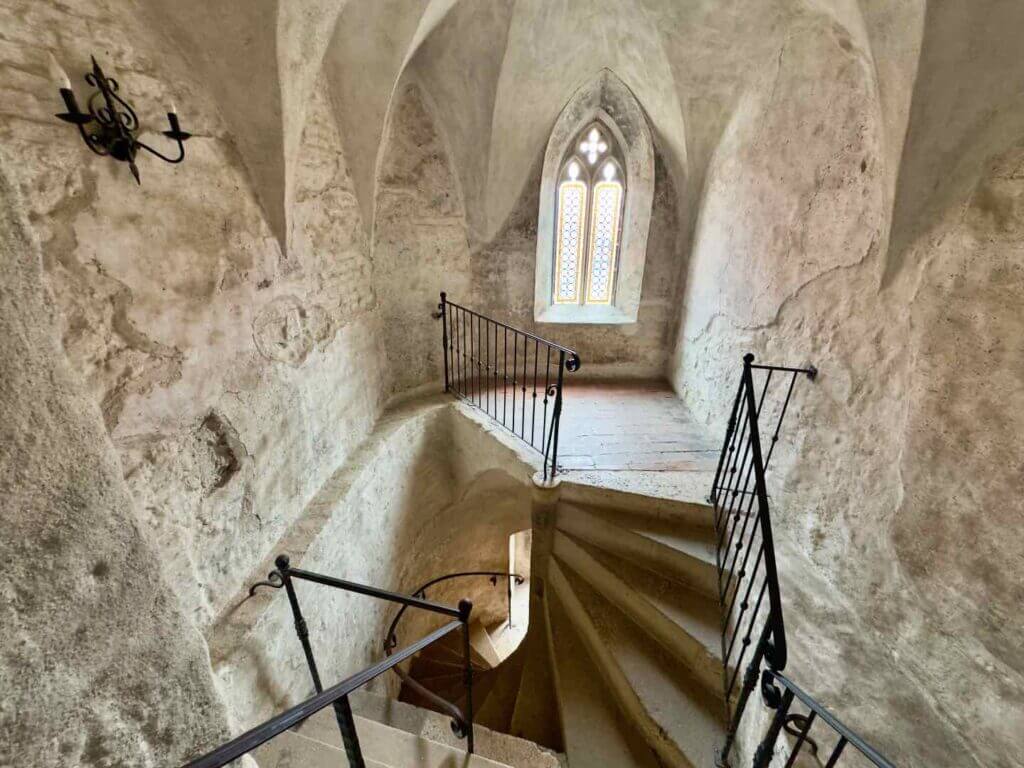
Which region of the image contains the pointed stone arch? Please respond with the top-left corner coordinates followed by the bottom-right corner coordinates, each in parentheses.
top-left (534, 70), bottom-right (655, 324)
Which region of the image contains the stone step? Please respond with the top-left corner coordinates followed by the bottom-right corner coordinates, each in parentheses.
top-left (256, 715), bottom-right (513, 767)
top-left (553, 530), bottom-right (723, 699)
top-left (548, 559), bottom-right (725, 768)
top-left (559, 483), bottom-right (716, 530)
top-left (294, 690), bottom-right (560, 768)
top-left (547, 581), bottom-right (661, 768)
top-left (556, 503), bottom-right (719, 598)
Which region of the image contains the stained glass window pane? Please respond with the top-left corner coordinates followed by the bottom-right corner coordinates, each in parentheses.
top-left (554, 179), bottom-right (587, 304)
top-left (585, 175), bottom-right (622, 304)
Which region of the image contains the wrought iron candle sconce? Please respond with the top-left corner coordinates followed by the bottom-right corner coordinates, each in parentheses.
top-left (52, 55), bottom-right (190, 184)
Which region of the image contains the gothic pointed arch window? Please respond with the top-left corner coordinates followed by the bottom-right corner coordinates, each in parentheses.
top-left (536, 72), bottom-right (654, 324)
top-left (553, 123), bottom-right (626, 307)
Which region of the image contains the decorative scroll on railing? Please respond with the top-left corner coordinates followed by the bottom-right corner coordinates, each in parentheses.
top-left (183, 557), bottom-right (477, 768)
top-left (436, 293), bottom-right (580, 481)
top-left (712, 353), bottom-right (814, 764)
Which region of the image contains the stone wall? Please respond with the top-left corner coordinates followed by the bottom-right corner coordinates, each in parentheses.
top-left (669, 10), bottom-right (1024, 767)
top-left (0, 0), bottom-right (387, 633)
top-left (0, 148), bottom-right (228, 767)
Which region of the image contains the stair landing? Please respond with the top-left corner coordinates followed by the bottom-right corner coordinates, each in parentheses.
top-left (555, 381), bottom-right (719, 502)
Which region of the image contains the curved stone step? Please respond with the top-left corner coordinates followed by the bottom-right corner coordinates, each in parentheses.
top-left (559, 483), bottom-right (716, 530)
top-left (547, 585), bottom-right (660, 768)
top-left (553, 530), bottom-right (723, 699)
top-left (549, 559), bottom-right (725, 768)
top-left (556, 502), bottom-right (718, 598)
top-left (298, 692), bottom-right (558, 768)
top-left (261, 713), bottom-right (513, 767)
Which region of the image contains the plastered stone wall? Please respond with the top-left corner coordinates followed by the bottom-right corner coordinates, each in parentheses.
top-left (670, 11), bottom-right (1024, 768)
top-left (373, 80), bottom-right (472, 399)
top-left (0, 152), bottom-right (228, 767)
top-left (212, 405), bottom-right (533, 729)
top-left (0, 1), bottom-right (386, 632)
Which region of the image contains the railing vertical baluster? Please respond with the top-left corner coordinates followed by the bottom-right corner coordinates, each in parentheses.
top-left (506, 573), bottom-right (513, 629)
top-left (458, 600), bottom-right (475, 754)
top-left (753, 688), bottom-right (795, 768)
top-left (783, 711), bottom-right (817, 768)
top-left (439, 292), bottom-right (450, 392)
top-left (483, 316), bottom-right (489, 414)
top-left (548, 351), bottom-right (567, 480)
top-left (511, 332), bottom-right (518, 432)
top-left (493, 322), bottom-right (499, 418)
top-left (542, 346), bottom-right (551, 452)
top-left (718, 624), bottom-right (771, 764)
top-left (711, 375), bottom-right (746, 509)
top-left (824, 736), bottom-right (848, 768)
top-left (503, 327), bottom-right (508, 425)
top-left (476, 314), bottom-right (482, 407)
top-left (520, 335), bottom-right (528, 440)
top-left (531, 340), bottom-right (539, 448)
top-left (276, 555), bottom-right (364, 768)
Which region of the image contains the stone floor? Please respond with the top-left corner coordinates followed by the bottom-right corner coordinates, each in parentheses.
top-left (556, 381), bottom-right (721, 473)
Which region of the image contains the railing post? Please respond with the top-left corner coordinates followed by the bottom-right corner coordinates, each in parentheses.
top-left (507, 573), bottom-right (513, 629)
top-left (547, 351), bottom-right (567, 480)
top-left (752, 687), bottom-right (794, 768)
top-left (458, 599), bottom-right (475, 754)
top-left (276, 555), bottom-right (364, 768)
top-left (740, 354), bottom-right (787, 672)
top-left (438, 292), bottom-right (450, 393)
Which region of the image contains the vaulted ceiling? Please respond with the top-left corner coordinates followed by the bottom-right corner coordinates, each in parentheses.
top-left (142, 0), bottom-right (1024, 290)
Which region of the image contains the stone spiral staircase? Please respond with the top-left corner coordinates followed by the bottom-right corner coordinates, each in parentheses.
top-left (249, 487), bottom-right (726, 768)
top-left (377, 490), bottom-right (727, 768)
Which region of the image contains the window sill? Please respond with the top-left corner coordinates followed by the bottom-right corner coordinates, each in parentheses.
top-left (535, 303), bottom-right (637, 325)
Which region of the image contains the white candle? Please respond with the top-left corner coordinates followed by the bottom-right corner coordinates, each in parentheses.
top-left (47, 52), bottom-right (71, 90)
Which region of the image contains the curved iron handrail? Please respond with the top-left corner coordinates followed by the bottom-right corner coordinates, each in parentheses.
top-left (383, 571), bottom-right (525, 734)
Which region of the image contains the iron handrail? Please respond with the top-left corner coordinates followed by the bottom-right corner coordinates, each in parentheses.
top-left (382, 571), bottom-right (525, 735)
top-left (713, 354), bottom-right (816, 764)
top-left (288, 566), bottom-right (462, 618)
top-left (180, 621), bottom-right (462, 768)
top-left (436, 292), bottom-right (580, 480)
top-left (441, 298), bottom-right (581, 358)
top-left (756, 670), bottom-right (897, 768)
top-left (246, 555), bottom-right (478, 764)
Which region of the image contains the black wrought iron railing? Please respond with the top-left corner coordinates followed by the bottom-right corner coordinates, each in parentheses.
top-left (436, 293), bottom-right (580, 481)
top-left (711, 354), bottom-right (894, 768)
top-left (182, 556), bottom-right (478, 768)
top-left (754, 671), bottom-right (896, 768)
top-left (383, 570), bottom-right (525, 723)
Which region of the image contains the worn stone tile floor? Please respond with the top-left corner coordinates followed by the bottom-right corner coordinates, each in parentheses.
top-left (556, 381), bottom-right (720, 473)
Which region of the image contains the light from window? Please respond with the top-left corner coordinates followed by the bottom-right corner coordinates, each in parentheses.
top-left (587, 161), bottom-right (623, 304)
top-left (553, 123), bottom-right (625, 307)
top-left (554, 160), bottom-right (587, 304)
